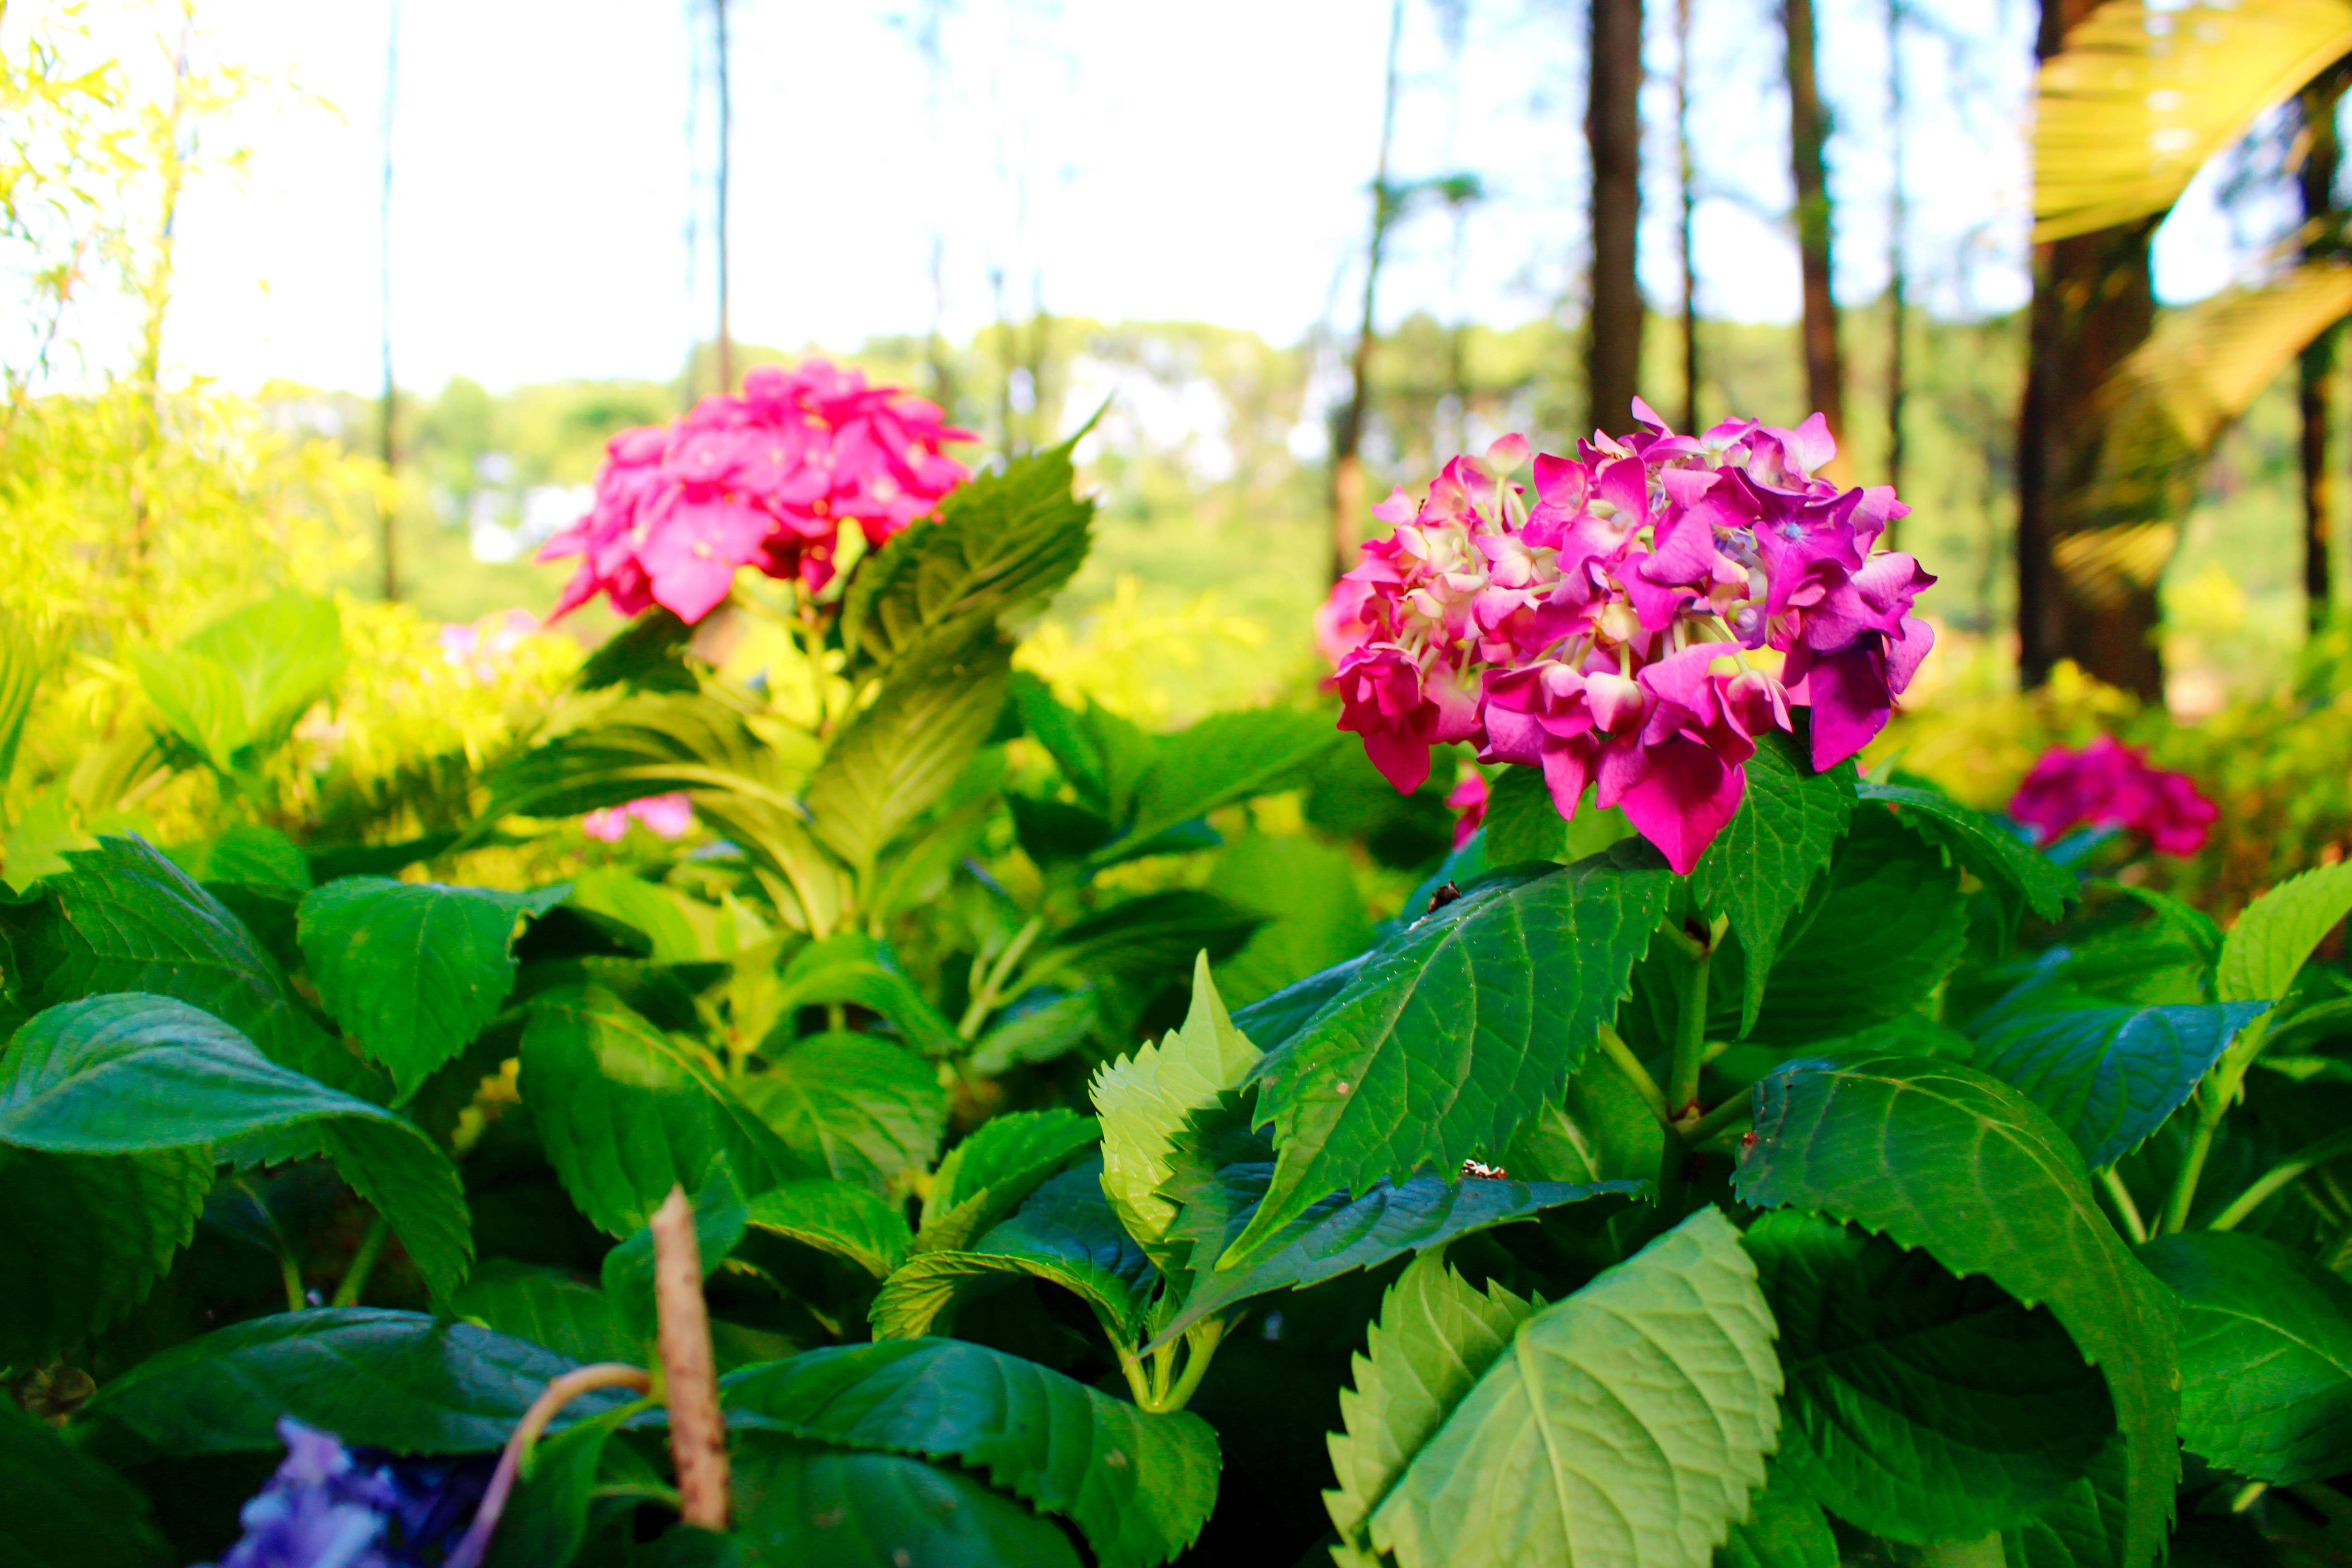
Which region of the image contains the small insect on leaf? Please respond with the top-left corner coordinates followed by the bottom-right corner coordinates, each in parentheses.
top-left (1460, 1157), bottom-right (1508, 1181)
top-left (1425, 881), bottom-right (1462, 914)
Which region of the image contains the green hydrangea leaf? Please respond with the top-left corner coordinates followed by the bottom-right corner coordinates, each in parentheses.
top-left (731, 1441), bottom-right (1083, 1568)
top-left (1694, 732), bottom-right (1857, 1034)
top-left (738, 1032), bottom-right (946, 1193)
top-left (0, 1399), bottom-right (171, 1568)
top-left (744, 1178), bottom-right (914, 1279)
top-left (916, 1107), bottom-right (1100, 1254)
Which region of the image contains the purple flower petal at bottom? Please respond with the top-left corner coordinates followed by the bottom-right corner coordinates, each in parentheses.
top-left (202, 1419), bottom-right (492, 1568)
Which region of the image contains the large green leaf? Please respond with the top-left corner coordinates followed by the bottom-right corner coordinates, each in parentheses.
top-left (745, 1178), bottom-right (914, 1279)
top-left (804, 629), bottom-right (1013, 874)
top-left (2220, 861), bottom-right (2352, 1008)
top-left (1347, 1208), bottom-right (1780, 1568)
top-left (0, 606), bottom-right (47, 797)
top-left (1101, 708), bottom-right (1338, 861)
top-left (2032, 0), bottom-right (2352, 241)
top-left (731, 1441), bottom-right (1083, 1568)
top-left (134, 590), bottom-right (345, 771)
top-left (0, 1400), bottom-right (171, 1568)
top-left (871, 1162), bottom-right (1158, 1342)
top-left (297, 877), bottom-right (564, 1099)
top-left (725, 1337), bottom-right (1218, 1568)
top-left (81, 1308), bottom-right (638, 1457)
top-left (738, 1032), bottom-right (946, 1192)
top-left (1232, 845), bottom-right (1671, 1264)
top-left (1860, 780), bottom-right (2077, 946)
top-left (2000, 1434), bottom-right (2134, 1568)
top-left (446, 1260), bottom-right (633, 1366)
top-left (2138, 1229), bottom-right (2352, 1484)
top-left (1742, 808), bottom-right (1970, 1048)
top-left (1969, 995), bottom-right (2270, 1168)
top-left (0, 834), bottom-right (382, 1098)
top-left (1325, 1251), bottom-right (1535, 1558)
top-left (1092, 953), bottom-right (1262, 1261)
top-left (1205, 833), bottom-right (1375, 1007)
top-left (1714, 1464), bottom-right (1838, 1568)
top-left (518, 985), bottom-right (797, 1235)
top-left (768, 934), bottom-right (958, 1056)
top-left (1734, 1056), bottom-right (2179, 1568)
top-left (1480, 764), bottom-right (1633, 865)
top-left (916, 1107), bottom-right (1100, 1254)
top-left (1744, 1209), bottom-right (2114, 1543)
top-left (838, 440), bottom-right (1095, 673)
top-left (0, 992), bottom-right (470, 1295)
top-left (1152, 1154), bottom-right (1638, 1347)
top-left (1694, 732), bottom-right (1856, 1032)
top-left (1021, 889), bottom-right (1265, 991)
top-left (0, 1144), bottom-right (208, 1364)
top-left (482, 688), bottom-right (820, 822)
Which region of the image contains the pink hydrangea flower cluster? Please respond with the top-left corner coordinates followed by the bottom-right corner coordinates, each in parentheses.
top-left (582, 792), bottom-right (695, 844)
top-left (2008, 736), bottom-right (2217, 856)
top-left (1322, 401), bottom-right (1935, 874)
top-left (1445, 769), bottom-right (1489, 850)
top-left (539, 360), bottom-right (975, 625)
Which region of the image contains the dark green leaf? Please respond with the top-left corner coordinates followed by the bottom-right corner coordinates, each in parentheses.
top-left (1742, 809), bottom-right (1970, 1048)
top-left (724, 1337), bottom-right (1219, 1568)
top-left (1861, 780), bottom-right (2077, 941)
top-left (1970, 996), bottom-right (2270, 1168)
top-left (804, 629), bottom-right (1013, 873)
top-left (0, 1145), bottom-right (208, 1363)
top-left (1104, 708), bottom-right (1338, 859)
top-left (0, 1399), bottom-right (171, 1568)
top-left (917, 1107), bottom-right (1100, 1254)
top-left (1713, 1464), bottom-right (1838, 1568)
top-left (446, 1261), bottom-right (632, 1365)
top-left (732, 1441), bottom-right (1083, 1568)
top-left (1152, 1158), bottom-right (1639, 1348)
top-left (1999, 1434), bottom-right (2133, 1568)
top-left (768, 935), bottom-right (957, 1057)
top-left (481, 689), bottom-right (821, 823)
top-left (744, 1179), bottom-right (913, 1279)
top-left (872, 1162), bottom-right (1158, 1342)
top-left (602, 1162), bottom-right (748, 1347)
top-left (1744, 1209), bottom-right (2113, 1542)
top-left (1205, 833), bottom-right (1375, 1008)
top-left (483, 1406), bottom-right (634, 1568)
top-left (1695, 733), bottom-right (1857, 1033)
top-left (1734, 1056), bottom-right (2179, 1568)
top-left (1479, 766), bottom-right (1633, 867)
top-left (838, 441), bottom-right (1094, 674)
top-left (739, 1032), bottom-right (946, 1192)
top-left (519, 985), bottom-right (797, 1235)
top-left (0, 992), bottom-right (470, 1295)
top-left (81, 1308), bottom-right (639, 1457)
top-left (205, 824), bottom-right (312, 891)
top-left (966, 989), bottom-right (1099, 1076)
top-left (1228, 955), bottom-right (1367, 1055)
top-left (1232, 845), bottom-right (1671, 1264)
top-left (1023, 889), bottom-right (1265, 990)
top-left (0, 834), bottom-right (383, 1098)
top-left (298, 877), bottom-right (564, 1099)
top-left (2137, 1229), bottom-right (2352, 1484)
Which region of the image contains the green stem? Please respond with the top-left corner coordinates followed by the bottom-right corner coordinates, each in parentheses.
top-left (2211, 1128), bottom-right (2352, 1232)
top-left (957, 916), bottom-right (1045, 1041)
top-left (278, 1252), bottom-right (307, 1314)
top-left (1594, 1023), bottom-right (1670, 1127)
top-left (331, 1215), bottom-right (392, 1308)
top-left (2160, 1103), bottom-right (2222, 1235)
top-left (1683, 1093), bottom-right (1753, 1149)
top-left (1155, 1319), bottom-right (1227, 1413)
top-left (2097, 1167), bottom-right (2150, 1245)
top-left (1666, 944), bottom-right (1712, 1117)
top-left (1916, 1537), bottom-right (2004, 1568)
top-left (2231, 1480), bottom-right (2269, 1513)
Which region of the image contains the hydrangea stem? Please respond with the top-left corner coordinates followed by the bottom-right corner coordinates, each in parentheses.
top-left (1666, 940), bottom-right (1712, 1118)
top-left (1594, 1023), bottom-right (1669, 1127)
top-left (446, 1363), bottom-right (655, 1568)
top-left (329, 1214), bottom-right (392, 1308)
top-left (652, 1186), bottom-right (731, 1532)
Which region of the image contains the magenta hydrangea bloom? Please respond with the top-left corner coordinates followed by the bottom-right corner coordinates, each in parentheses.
top-left (1319, 402), bottom-right (1935, 874)
top-left (582, 792), bottom-right (695, 843)
top-left (2009, 736), bottom-right (2217, 857)
top-left (539, 360), bottom-right (976, 625)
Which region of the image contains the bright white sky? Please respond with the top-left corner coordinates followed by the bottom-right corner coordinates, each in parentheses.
top-left (26, 0), bottom-right (2270, 394)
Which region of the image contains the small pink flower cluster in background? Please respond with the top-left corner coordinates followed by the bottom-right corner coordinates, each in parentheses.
top-left (1322, 401), bottom-right (1934, 874)
top-left (1446, 769), bottom-right (1489, 850)
top-left (539, 360), bottom-right (975, 625)
top-left (582, 793), bottom-right (695, 844)
top-left (437, 609), bottom-right (539, 683)
top-left (2008, 736), bottom-right (2217, 856)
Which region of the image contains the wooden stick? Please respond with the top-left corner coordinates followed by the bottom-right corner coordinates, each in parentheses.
top-left (652, 1184), bottom-right (731, 1531)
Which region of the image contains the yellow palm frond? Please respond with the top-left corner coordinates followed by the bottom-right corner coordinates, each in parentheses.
top-left (2107, 258), bottom-right (2352, 449)
top-left (2034, 0), bottom-right (2352, 241)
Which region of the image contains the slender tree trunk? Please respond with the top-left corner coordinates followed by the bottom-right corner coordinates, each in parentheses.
top-left (713, 0), bottom-right (733, 397)
top-left (1676, 0), bottom-right (1700, 433)
top-left (2302, 67), bottom-right (2348, 634)
top-left (128, 1), bottom-right (196, 610)
top-left (1784, 0), bottom-right (1845, 444)
top-left (1333, 0), bottom-right (1406, 582)
top-left (1587, 0), bottom-right (1645, 436)
top-left (2016, 0), bottom-right (2161, 698)
top-left (1884, 0), bottom-right (1907, 528)
top-left (378, 0), bottom-right (400, 603)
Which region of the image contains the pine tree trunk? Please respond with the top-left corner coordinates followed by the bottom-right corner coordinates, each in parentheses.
top-left (2016, 0), bottom-right (2161, 699)
top-left (713, 0), bottom-right (733, 398)
top-left (378, 0), bottom-right (401, 603)
top-left (1884, 0), bottom-right (1907, 531)
top-left (1784, 0), bottom-right (1844, 444)
top-left (1676, 0), bottom-right (1700, 433)
top-left (2303, 68), bottom-right (2347, 634)
top-left (1587, 0), bottom-right (1645, 436)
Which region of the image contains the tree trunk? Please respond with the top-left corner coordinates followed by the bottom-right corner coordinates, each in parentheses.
top-left (713, 0), bottom-right (733, 397)
top-left (2016, 0), bottom-right (2161, 699)
top-left (1784, 0), bottom-right (1845, 444)
top-left (378, 0), bottom-right (400, 603)
top-left (1884, 0), bottom-right (1907, 530)
top-left (1332, 0), bottom-right (1406, 582)
top-left (1587, 0), bottom-right (1645, 437)
top-left (1676, 0), bottom-right (1700, 434)
top-left (2303, 68), bottom-right (2347, 634)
